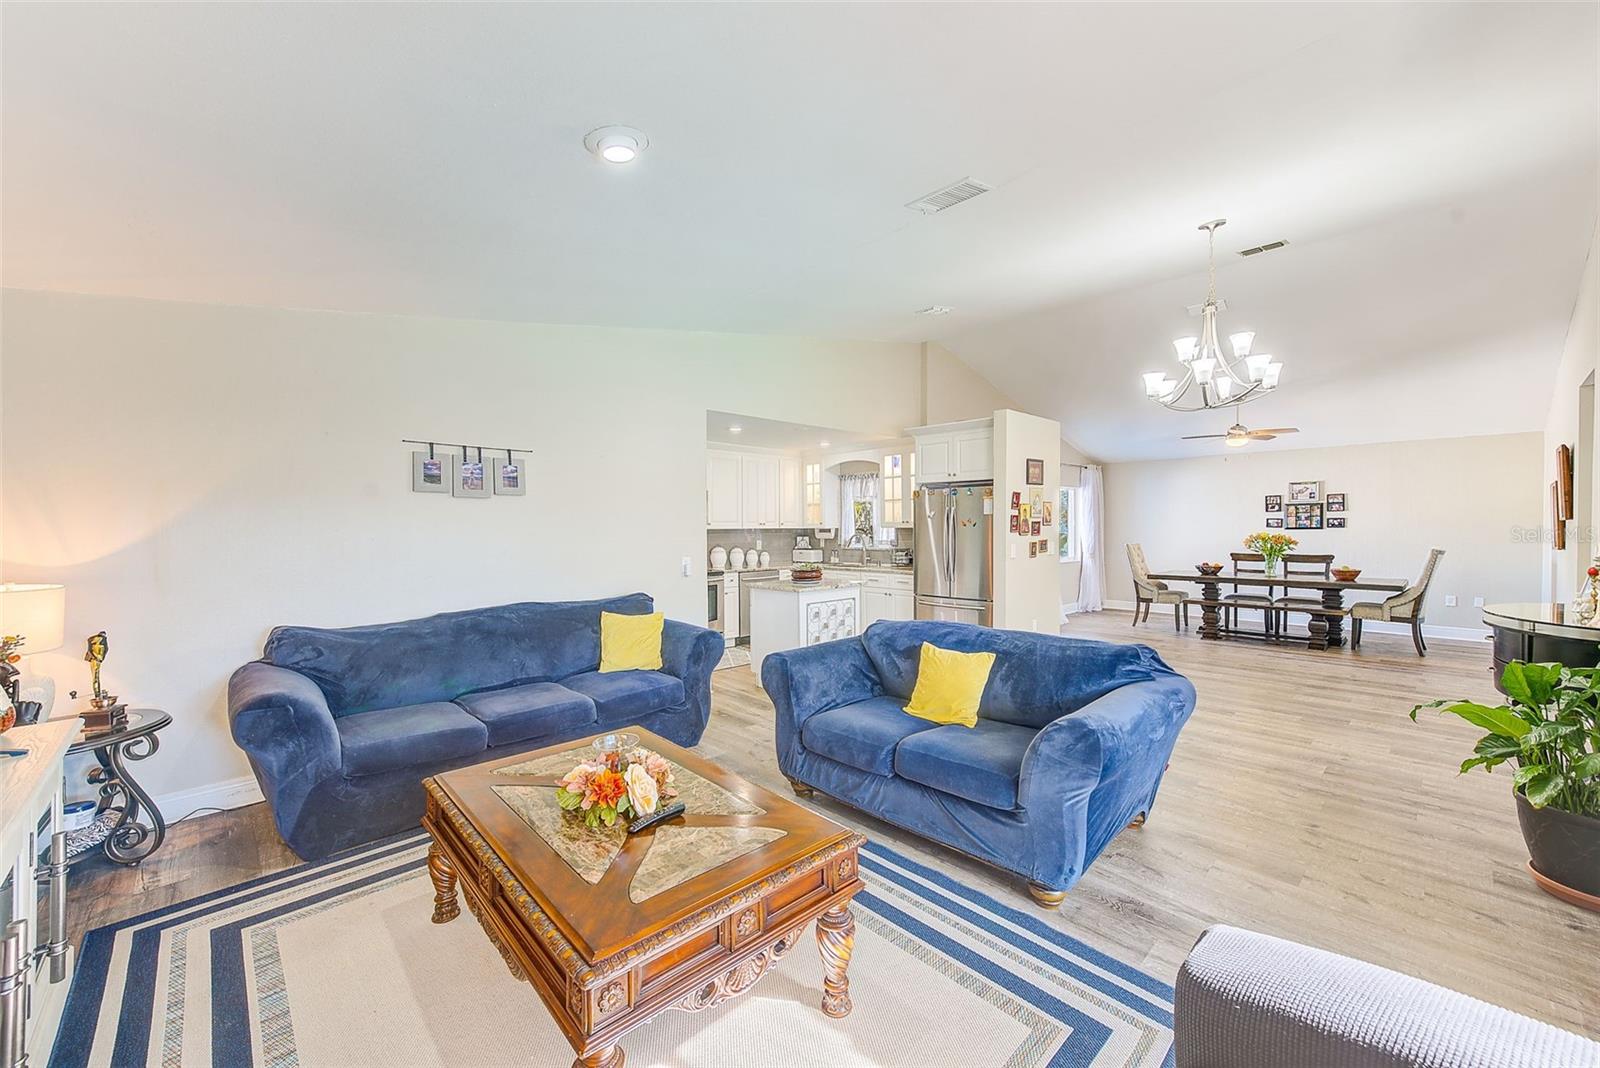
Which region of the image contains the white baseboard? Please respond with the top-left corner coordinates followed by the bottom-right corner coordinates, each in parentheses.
top-left (1100, 601), bottom-right (1486, 643)
top-left (152, 774), bottom-right (263, 821)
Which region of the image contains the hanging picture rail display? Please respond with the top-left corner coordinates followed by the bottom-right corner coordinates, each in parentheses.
top-left (403, 440), bottom-right (532, 498)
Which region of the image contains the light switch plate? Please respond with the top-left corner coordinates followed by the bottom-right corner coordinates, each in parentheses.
top-left (1443, 594), bottom-right (1457, 607)
top-left (681, 556), bottom-right (691, 577)
top-left (1473, 596), bottom-right (1485, 607)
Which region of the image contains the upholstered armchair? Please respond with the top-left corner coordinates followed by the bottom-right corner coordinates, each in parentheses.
top-left (1126, 543), bottom-right (1187, 630)
top-left (1350, 548), bottom-right (1444, 656)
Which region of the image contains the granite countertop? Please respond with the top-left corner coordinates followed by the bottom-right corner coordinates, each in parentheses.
top-left (744, 577), bottom-right (863, 594)
top-left (709, 563), bottom-right (911, 577)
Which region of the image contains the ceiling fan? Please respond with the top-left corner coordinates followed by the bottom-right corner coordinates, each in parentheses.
top-left (1182, 407), bottom-right (1299, 448)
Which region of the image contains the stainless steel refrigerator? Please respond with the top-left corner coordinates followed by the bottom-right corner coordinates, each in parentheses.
top-left (914, 482), bottom-right (993, 626)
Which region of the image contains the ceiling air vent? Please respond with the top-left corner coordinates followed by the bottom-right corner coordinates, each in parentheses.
top-left (906, 177), bottom-right (993, 215)
top-left (1237, 240), bottom-right (1289, 257)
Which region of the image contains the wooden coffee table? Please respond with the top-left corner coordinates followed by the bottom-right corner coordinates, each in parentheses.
top-left (421, 727), bottom-right (865, 1068)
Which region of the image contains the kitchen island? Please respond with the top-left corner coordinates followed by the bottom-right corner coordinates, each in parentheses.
top-left (746, 577), bottom-right (861, 678)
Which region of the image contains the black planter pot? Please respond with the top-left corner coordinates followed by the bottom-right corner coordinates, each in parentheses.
top-left (1515, 789), bottom-right (1600, 902)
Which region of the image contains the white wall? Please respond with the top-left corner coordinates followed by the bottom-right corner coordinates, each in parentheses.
top-left (922, 342), bottom-right (1017, 424)
top-left (0, 288), bottom-right (938, 803)
top-left (1543, 223), bottom-right (1600, 600)
top-left (993, 409), bottom-right (1061, 631)
top-left (1103, 433), bottom-right (1543, 631)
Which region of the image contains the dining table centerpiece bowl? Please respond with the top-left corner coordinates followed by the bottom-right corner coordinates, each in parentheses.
top-left (1195, 562), bottom-right (1224, 576)
top-left (1331, 566), bottom-right (1363, 582)
top-left (557, 738), bottom-right (680, 829)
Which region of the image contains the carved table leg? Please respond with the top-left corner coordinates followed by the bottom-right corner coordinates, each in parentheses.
top-left (816, 905), bottom-right (855, 1017)
top-left (1321, 587), bottom-right (1346, 647)
top-left (573, 1046), bottom-right (624, 1068)
top-left (1197, 579), bottom-right (1222, 640)
top-left (428, 841), bottom-right (460, 924)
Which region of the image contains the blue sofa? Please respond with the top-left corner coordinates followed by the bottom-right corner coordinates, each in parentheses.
top-left (762, 620), bottom-right (1195, 905)
top-left (228, 594), bottom-right (721, 860)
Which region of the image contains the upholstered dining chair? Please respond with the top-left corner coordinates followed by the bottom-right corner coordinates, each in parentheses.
top-left (1223, 552), bottom-right (1274, 636)
top-left (1350, 548), bottom-right (1445, 657)
top-left (1127, 543), bottom-right (1188, 630)
top-left (1272, 553), bottom-right (1334, 633)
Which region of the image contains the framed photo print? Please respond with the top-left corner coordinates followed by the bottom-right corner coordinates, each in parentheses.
top-left (1326, 493), bottom-right (1345, 512)
top-left (1265, 517), bottom-right (1284, 528)
top-left (1327, 516), bottom-right (1346, 528)
top-left (1042, 501), bottom-right (1053, 525)
top-left (1026, 458), bottom-right (1045, 485)
top-left (492, 457), bottom-right (526, 496)
top-left (1287, 480), bottom-right (1322, 503)
top-left (1038, 539), bottom-right (1050, 553)
top-left (1031, 520), bottom-right (1042, 536)
top-left (1029, 541), bottom-right (1039, 558)
top-left (411, 450), bottom-right (453, 494)
top-left (1010, 491), bottom-right (1021, 508)
top-left (1264, 494), bottom-right (1282, 513)
top-left (1286, 502), bottom-right (1323, 529)
top-left (454, 451), bottom-right (490, 498)
top-left (1031, 491), bottom-right (1043, 514)
top-left (1009, 514), bottom-right (1020, 533)
top-left (1019, 503), bottom-right (1031, 523)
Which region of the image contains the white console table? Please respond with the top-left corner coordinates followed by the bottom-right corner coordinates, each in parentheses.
top-left (0, 717), bottom-right (77, 1068)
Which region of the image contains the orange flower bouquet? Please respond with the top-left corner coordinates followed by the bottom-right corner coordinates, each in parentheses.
top-left (1243, 531), bottom-right (1299, 577)
top-left (555, 747), bottom-right (679, 829)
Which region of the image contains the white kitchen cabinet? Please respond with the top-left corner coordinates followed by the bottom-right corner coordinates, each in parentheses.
top-left (910, 419), bottom-right (993, 482)
top-left (953, 429), bottom-right (994, 479)
top-left (741, 455), bottom-right (781, 528)
top-left (706, 451), bottom-right (743, 528)
top-left (859, 571), bottom-right (915, 627)
top-left (779, 457), bottom-right (804, 527)
top-left (916, 436), bottom-right (955, 483)
top-left (721, 573), bottom-right (740, 644)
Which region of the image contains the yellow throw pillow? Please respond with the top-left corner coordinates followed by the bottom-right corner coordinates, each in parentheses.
top-left (904, 642), bottom-right (995, 728)
top-left (599, 611), bottom-right (664, 673)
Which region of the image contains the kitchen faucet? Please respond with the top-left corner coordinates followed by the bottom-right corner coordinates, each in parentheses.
top-left (846, 532), bottom-right (871, 567)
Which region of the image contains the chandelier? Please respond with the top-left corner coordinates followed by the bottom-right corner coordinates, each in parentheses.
top-left (1141, 219), bottom-right (1282, 412)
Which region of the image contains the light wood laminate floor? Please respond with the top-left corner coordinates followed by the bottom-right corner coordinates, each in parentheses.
top-left (70, 612), bottom-right (1599, 1036)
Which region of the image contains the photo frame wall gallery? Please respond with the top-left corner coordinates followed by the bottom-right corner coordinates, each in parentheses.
top-left (1266, 482), bottom-right (1349, 529)
top-left (408, 441), bottom-right (531, 499)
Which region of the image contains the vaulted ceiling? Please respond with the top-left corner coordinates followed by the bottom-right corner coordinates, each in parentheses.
top-left (3, 3), bottom-right (1594, 460)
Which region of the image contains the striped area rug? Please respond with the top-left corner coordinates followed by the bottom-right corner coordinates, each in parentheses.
top-left (53, 834), bottom-right (1174, 1067)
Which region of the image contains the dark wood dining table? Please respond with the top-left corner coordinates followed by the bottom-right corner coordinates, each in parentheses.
top-left (1146, 570), bottom-right (1409, 650)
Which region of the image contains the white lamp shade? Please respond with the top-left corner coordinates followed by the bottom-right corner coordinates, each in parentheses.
top-left (1262, 362), bottom-right (1283, 388)
top-left (0, 583), bottom-right (65, 653)
top-left (1245, 353), bottom-right (1273, 382)
top-left (1172, 337), bottom-right (1199, 363)
top-left (1229, 331), bottom-right (1256, 358)
top-left (1142, 371), bottom-right (1169, 397)
top-left (1193, 357), bottom-right (1217, 384)
top-left (1214, 376), bottom-right (1234, 400)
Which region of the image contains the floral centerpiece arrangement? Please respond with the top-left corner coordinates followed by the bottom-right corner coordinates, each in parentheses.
top-left (555, 746), bottom-right (678, 829)
top-left (1242, 531), bottom-right (1298, 577)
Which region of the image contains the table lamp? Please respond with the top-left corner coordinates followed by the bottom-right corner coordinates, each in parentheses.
top-left (0, 582), bottom-right (66, 722)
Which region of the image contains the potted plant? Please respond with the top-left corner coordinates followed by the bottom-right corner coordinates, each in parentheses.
top-left (1242, 531), bottom-right (1298, 577)
top-left (1413, 660), bottom-right (1600, 908)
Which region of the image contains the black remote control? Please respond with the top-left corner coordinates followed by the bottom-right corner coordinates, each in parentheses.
top-left (626, 802), bottom-right (686, 834)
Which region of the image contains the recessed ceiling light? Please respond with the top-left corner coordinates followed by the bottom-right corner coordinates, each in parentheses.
top-left (727, 425), bottom-right (743, 434)
top-left (916, 305), bottom-right (953, 317)
top-left (819, 440), bottom-right (831, 448)
top-left (584, 125), bottom-right (648, 164)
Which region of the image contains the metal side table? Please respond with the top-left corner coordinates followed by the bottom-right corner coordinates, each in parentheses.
top-left (68, 709), bottom-right (171, 865)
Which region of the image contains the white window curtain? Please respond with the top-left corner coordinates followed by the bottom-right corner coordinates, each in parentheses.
top-left (839, 473), bottom-right (881, 545)
top-left (1077, 464), bottom-right (1105, 611)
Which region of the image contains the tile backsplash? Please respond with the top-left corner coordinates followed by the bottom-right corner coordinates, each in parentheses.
top-left (705, 527), bottom-right (912, 569)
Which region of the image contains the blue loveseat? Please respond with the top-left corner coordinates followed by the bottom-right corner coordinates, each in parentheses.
top-left (228, 594), bottom-right (721, 860)
top-left (762, 620), bottom-right (1196, 905)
